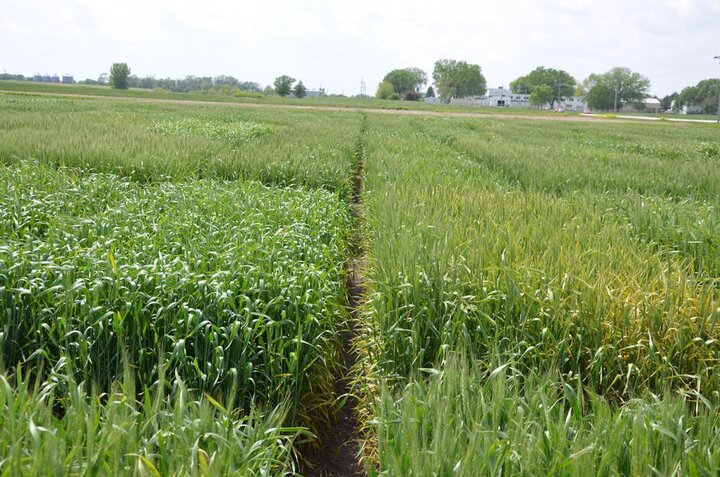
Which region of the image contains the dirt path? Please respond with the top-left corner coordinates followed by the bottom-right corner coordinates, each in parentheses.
top-left (0, 89), bottom-right (684, 124)
top-left (587, 113), bottom-right (720, 124)
top-left (301, 116), bottom-right (368, 477)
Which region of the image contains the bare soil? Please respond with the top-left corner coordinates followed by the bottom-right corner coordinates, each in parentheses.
top-left (300, 262), bottom-right (365, 477)
top-left (300, 123), bottom-right (367, 477)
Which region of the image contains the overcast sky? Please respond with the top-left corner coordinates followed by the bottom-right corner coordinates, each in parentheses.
top-left (2, 0), bottom-right (719, 97)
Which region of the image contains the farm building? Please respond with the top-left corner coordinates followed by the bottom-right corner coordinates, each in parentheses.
top-left (304, 88), bottom-right (327, 98)
top-left (622, 97), bottom-right (663, 113)
top-left (449, 87), bottom-right (531, 108)
top-left (33, 73), bottom-right (74, 84)
top-left (291, 88), bottom-right (326, 98)
top-left (557, 96), bottom-right (588, 112)
top-left (444, 86), bottom-right (587, 111)
top-left (483, 87), bottom-right (531, 107)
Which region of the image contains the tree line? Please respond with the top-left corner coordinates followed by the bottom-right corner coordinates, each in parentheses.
top-left (3, 61), bottom-right (717, 113)
top-left (105, 63), bottom-right (265, 95)
top-left (107, 64), bottom-right (312, 99)
top-left (2, 64), bottom-right (266, 96)
top-left (375, 61), bottom-right (719, 113)
top-left (376, 60), bottom-right (488, 102)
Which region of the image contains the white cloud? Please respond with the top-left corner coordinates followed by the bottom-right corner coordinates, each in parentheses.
top-left (1, 0), bottom-right (718, 95)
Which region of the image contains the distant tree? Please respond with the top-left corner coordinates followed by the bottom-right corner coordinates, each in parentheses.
top-left (293, 80), bottom-right (307, 98)
top-left (238, 81), bottom-right (262, 92)
top-left (0, 73), bottom-right (28, 81)
top-left (109, 63), bottom-right (130, 89)
top-left (382, 67), bottom-right (427, 95)
top-left (376, 81), bottom-right (395, 100)
top-left (661, 92), bottom-right (678, 111)
top-left (677, 78), bottom-right (720, 113)
top-left (432, 59), bottom-right (486, 103)
top-left (214, 75), bottom-right (238, 88)
top-left (273, 75), bottom-right (295, 97)
top-left (426, 86), bottom-right (435, 98)
top-left (138, 76), bottom-right (155, 89)
top-left (582, 67), bottom-right (650, 112)
top-left (510, 67), bottom-right (576, 108)
top-left (529, 85), bottom-right (554, 107)
top-left (581, 76), bottom-right (612, 111)
top-left (98, 73), bottom-right (109, 85)
top-left (509, 77), bottom-right (531, 94)
top-left (405, 67), bottom-right (428, 90)
top-left (435, 74), bottom-right (457, 104)
top-left (264, 85), bottom-right (275, 96)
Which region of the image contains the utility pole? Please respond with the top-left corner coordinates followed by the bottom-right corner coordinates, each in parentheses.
top-left (614, 79), bottom-right (620, 113)
top-left (715, 56), bottom-right (720, 123)
top-left (557, 79), bottom-right (562, 109)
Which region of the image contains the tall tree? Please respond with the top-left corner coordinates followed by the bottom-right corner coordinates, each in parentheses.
top-left (406, 67), bottom-right (428, 90)
top-left (582, 67), bottom-right (650, 112)
top-left (529, 85), bottom-right (554, 107)
top-left (273, 75), bottom-right (295, 97)
top-left (432, 59), bottom-right (486, 103)
top-left (510, 66), bottom-right (576, 108)
top-left (382, 68), bottom-right (427, 95)
top-left (582, 74), bottom-right (615, 111)
top-left (109, 63), bottom-right (130, 89)
top-left (293, 80), bottom-right (307, 99)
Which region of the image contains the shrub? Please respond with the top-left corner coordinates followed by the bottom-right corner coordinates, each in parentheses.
top-left (404, 91), bottom-right (423, 101)
top-left (376, 81), bottom-right (395, 100)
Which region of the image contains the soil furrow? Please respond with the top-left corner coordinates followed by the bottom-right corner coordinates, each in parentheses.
top-left (301, 115), bottom-right (367, 477)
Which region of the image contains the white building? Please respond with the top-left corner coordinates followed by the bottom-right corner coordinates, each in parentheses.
top-left (622, 97), bottom-right (663, 113)
top-left (481, 87), bottom-right (531, 107)
top-left (304, 88), bottom-right (327, 98)
top-left (643, 97), bottom-right (662, 113)
top-left (292, 88), bottom-right (327, 98)
top-left (445, 86), bottom-right (587, 111)
top-left (449, 87), bottom-right (530, 108)
top-left (557, 96), bottom-right (588, 112)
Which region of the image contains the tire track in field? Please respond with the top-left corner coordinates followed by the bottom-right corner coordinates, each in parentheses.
top-left (302, 114), bottom-right (368, 477)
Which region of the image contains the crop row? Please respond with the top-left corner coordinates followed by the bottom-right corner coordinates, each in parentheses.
top-left (0, 94), bottom-right (357, 193)
top-left (0, 154), bottom-right (353, 474)
top-left (359, 114), bottom-right (720, 474)
top-left (3, 93), bottom-right (720, 475)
